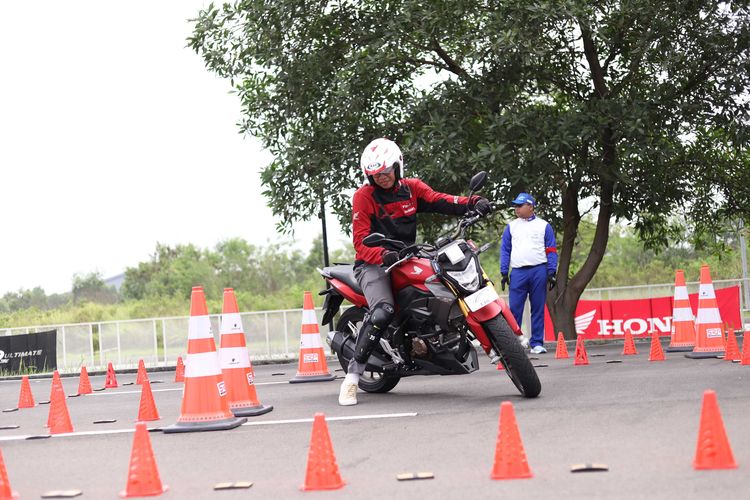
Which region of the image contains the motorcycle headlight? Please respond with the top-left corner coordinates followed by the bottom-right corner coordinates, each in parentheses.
top-left (446, 258), bottom-right (480, 293)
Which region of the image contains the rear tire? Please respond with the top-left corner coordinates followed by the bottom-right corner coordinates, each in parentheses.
top-left (336, 306), bottom-right (401, 394)
top-left (483, 315), bottom-right (541, 398)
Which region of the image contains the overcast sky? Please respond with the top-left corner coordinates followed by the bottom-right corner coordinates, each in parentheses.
top-left (0, 1), bottom-right (345, 296)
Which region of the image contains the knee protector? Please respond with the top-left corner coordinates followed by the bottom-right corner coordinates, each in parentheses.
top-left (353, 303), bottom-right (395, 364)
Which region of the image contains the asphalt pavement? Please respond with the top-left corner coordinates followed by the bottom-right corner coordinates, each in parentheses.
top-left (0, 341), bottom-right (748, 499)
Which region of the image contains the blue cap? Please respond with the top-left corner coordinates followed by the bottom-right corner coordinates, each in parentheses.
top-left (511, 192), bottom-right (536, 207)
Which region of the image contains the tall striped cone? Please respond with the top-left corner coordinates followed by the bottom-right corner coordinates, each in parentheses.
top-left (77, 366), bottom-right (93, 395)
top-left (174, 356), bottom-right (185, 382)
top-left (667, 270), bottom-right (696, 352)
top-left (574, 336), bottom-right (589, 365)
top-left (17, 375), bottom-right (35, 408)
top-left (163, 286), bottom-right (246, 433)
top-left (554, 332), bottom-right (569, 359)
top-left (693, 390), bottom-right (736, 470)
top-left (0, 448), bottom-right (18, 500)
top-left (724, 327), bottom-right (740, 362)
top-left (686, 265), bottom-right (726, 359)
top-left (648, 331), bottom-right (665, 361)
top-left (490, 402), bottom-right (533, 480)
top-left (622, 329), bottom-right (638, 355)
top-left (219, 288), bottom-right (273, 417)
top-left (741, 331), bottom-right (750, 365)
top-left (136, 359), bottom-right (149, 385)
top-left (289, 291), bottom-right (336, 383)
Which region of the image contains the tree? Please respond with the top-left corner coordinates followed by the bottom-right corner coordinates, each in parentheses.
top-left (72, 272), bottom-right (119, 304)
top-left (189, 1), bottom-right (750, 337)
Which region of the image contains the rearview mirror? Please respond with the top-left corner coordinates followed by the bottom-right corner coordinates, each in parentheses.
top-left (469, 171), bottom-right (488, 193)
top-left (362, 233), bottom-right (386, 247)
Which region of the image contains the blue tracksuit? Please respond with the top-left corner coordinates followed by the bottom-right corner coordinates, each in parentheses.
top-left (500, 216), bottom-right (557, 347)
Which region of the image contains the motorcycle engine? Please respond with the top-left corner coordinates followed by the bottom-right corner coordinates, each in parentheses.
top-left (411, 337), bottom-right (428, 357)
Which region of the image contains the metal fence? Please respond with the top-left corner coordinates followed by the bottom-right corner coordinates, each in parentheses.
top-left (1, 278), bottom-right (748, 374)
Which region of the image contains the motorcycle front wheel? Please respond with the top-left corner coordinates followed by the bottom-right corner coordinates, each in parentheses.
top-left (483, 315), bottom-right (541, 398)
top-left (336, 306), bottom-right (401, 394)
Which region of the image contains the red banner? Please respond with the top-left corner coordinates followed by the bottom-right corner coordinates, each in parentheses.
top-left (544, 285), bottom-right (741, 341)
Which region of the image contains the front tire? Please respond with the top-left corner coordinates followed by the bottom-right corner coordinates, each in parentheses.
top-left (335, 306), bottom-right (401, 394)
top-left (483, 315), bottom-right (541, 398)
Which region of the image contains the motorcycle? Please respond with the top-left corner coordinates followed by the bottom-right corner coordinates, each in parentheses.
top-left (318, 171), bottom-right (541, 398)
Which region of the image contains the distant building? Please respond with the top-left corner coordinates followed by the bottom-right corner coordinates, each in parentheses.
top-left (104, 273), bottom-right (125, 292)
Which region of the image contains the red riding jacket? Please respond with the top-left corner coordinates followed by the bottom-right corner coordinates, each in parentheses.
top-left (352, 178), bottom-right (474, 266)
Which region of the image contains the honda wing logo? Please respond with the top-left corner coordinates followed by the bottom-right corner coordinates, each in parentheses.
top-left (575, 309), bottom-right (597, 334)
top-left (411, 266), bottom-right (423, 275)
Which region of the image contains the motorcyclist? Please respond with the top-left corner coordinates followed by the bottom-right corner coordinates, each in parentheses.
top-left (338, 137), bottom-right (491, 405)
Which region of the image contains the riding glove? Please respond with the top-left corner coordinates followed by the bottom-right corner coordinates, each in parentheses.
top-left (501, 273), bottom-right (510, 291)
top-left (547, 273), bottom-right (557, 291)
top-left (382, 250), bottom-right (399, 267)
top-left (472, 197), bottom-right (492, 216)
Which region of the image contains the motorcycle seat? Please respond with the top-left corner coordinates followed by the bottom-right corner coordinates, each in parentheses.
top-left (325, 265), bottom-right (363, 295)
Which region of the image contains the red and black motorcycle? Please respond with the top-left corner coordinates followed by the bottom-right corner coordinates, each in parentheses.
top-left (319, 172), bottom-right (541, 398)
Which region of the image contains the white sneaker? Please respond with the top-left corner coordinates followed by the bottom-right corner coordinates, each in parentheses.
top-left (530, 345), bottom-right (547, 354)
top-left (518, 336), bottom-right (530, 349)
top-left (338, 381), bottom-right (358, 406)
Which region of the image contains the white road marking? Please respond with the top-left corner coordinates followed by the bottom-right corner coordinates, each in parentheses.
top-left (0, 412), bottom-right (418, 442)
top-left (87, 380), bottom-right (290, 396)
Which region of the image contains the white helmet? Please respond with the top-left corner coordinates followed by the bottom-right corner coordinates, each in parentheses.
top-left (360, 138), bottom-right (404, 185)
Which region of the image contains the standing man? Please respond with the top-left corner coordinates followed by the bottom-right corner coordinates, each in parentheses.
top-left (499, 193), bottom-right (557, 354)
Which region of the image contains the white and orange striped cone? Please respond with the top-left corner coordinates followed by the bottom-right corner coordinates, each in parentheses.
top-left (686, 265), bottom-right (726, 359)
top-left (289, 291), bottom-right (336, 384)
top-left (219, 288), bottom-right (273, 417)
top-left (667, 269), bottom-right (697, 352)
top-left (163, 286), bottom-right (247, 433)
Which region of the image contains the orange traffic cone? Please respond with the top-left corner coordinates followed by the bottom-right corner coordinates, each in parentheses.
top-left (686, 265), bottom-right (725, 359)
top-left (136, 359), bottom-right (149, 385)
top-left (741, 331), bottom-right (750, 365)
top-left (491, 401), bottom-right (532, 480)
top-left (17, 375), bottom-right (35, 408)
top-left (574, 336), bottom-right (589, 365)
top-left (693, 390), bottom-right (736, 470)
top-left (174, 356), bottom-right (185, 382)
top-left (163, 286), bottom-right (246, 433)
top-left (622, 329), bottom-right (638, 355)
top-left (289, 291), bottom-right (335, 383)
top-left (120, 422), bottom-right (168, 497)
top-left (554, 332), bottom-right (569, 359)
top-left (136, 382), bottom-right (160, 422)
top-left (300, 413), bottom-right (345, 491)
top-left (648, 331), bottom-right (665, 361)
top-left (0, 448), bottom-right (18, 500)
top-left (77, 366), bottom-right (93, 395)
top-left (667, 270), bottom-right (696, 352)
top-left (219, 288), bottom-right (273, 417)
top-left (104, 362), bottom-right (119, 388)
top-left (724, 327), bottom-right (740, 362)
top-left (48, 371), bottom-right (74, 435)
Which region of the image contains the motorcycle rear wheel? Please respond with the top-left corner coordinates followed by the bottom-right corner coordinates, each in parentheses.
top-left (336, 306), bottom-right (401, 394)
top-left (483, 315), bottom-right (541, 398)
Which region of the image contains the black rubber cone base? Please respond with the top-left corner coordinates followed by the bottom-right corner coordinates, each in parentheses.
top-left (684, 351), bottom-right (723, 359)
top-left (289, 373), bottom-right (336, 384)
top-left (666, 345), bottom-right (694, 352)
top-left (231, 404), bottom-right (274, 417)
top-left (163, 416), bottom-right (247, 434)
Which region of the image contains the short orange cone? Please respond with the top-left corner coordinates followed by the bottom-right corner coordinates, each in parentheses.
top-left (724, 327), bottom-right (740, 362)
top-left (163, 286), bottom-right (246, 433)
top-left (77, 366), bottom-right (93, 395)
top-left (686, 265), bottom-right (725, 359)
top-left (693, 390), bottom-right (737, 470)
top-left (174, 356), bottom-right (185, 382)
top-left (136, 382), bottom-right (160, 422)
top-left (741, 331), bottom-right (750, 365)
top-left (104, 362), bottom-right (119, 388)
top-left (574, 336), bottom-right (589, 365)
top-left (17, 375), bottom-right (35, 408)
top-left (289, 291), bottom-right (335, 383)
top-left (622, 329), bottom-right (638, 355)
top-left (554, 332), bottom-right (569, 359)
top-left (120, 422), bottom-right (168, 497)
top-left (648, 331), bottom-right (665, 361)
top-left (0, 448), bottom-right (19, 500)
top-left (136, 359), bottom-right (149, 385)
top-left (491, 401), bottom-right (532, 480)
top-left (48, 371), bottom-right (74, 434)
top-left (219, 288), bottom-right (273, 417)
top-left (667, 270), bottom-right (696, 352)
top-left (300, 413), bottom-right (345, 491)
